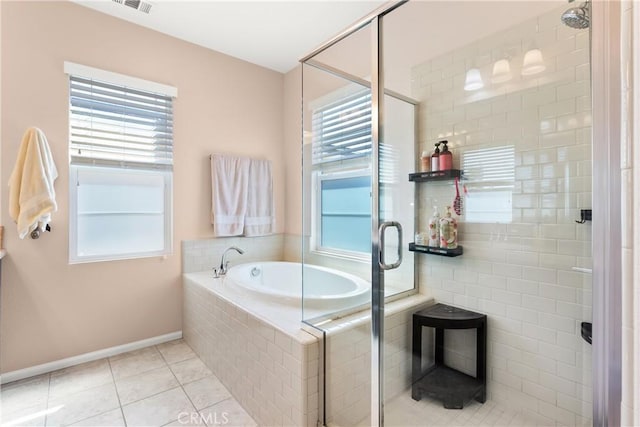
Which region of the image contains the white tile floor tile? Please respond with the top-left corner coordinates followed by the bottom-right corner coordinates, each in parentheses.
top-left (156, 341), bottom-right (195, 365)
top-left (0, 341), bottom-right (256, 427)
top-left (168, 359), bottom-right (212, 386)
top-left (182, 376), bottom-right (231, 411)
top-left (115, 366), bottom-right (179, 405)
top-left (383, 391), bottom-right (547, 427)
top-left (121, 387), bottom-right (195, 427)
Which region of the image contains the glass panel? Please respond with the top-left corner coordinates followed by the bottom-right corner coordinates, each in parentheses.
top-left (381, 2), bottom-right (593, 426)
top-left (302, 22), bottom-right (373, 427)
top-left (75, 166), bottom-right (168, 257)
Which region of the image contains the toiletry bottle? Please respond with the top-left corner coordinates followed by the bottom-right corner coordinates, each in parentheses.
top-left (420, 151), bottom-right (430, 172)
top-left (431, 143), bottom-right (440, 172)
top-left (439, 140), bottom-right (452, 171)
top-left (428, 206), bottom-right (440, 247)
top-left (439, 206), bottom-right (458, 249)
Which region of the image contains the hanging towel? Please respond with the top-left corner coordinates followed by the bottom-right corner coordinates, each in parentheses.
top-left (9, 127), bottom-right (58, 239)
top-left (210, 154), bottom-right (250, 236)
top-left (245, 159), bottom-right (274, 236)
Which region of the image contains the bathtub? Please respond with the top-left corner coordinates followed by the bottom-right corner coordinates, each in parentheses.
top-left (183, 259), bottom-right (431, 426)
top-left (225, 261), bottom-right (370, 310)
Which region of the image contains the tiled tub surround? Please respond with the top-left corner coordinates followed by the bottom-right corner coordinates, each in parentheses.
top-left (411, 5), bottom-right (592, 426)
top-left (183, 273), bottom-right (320, 427)
top-left (182, 234), bottom-right (284, 274)
top-left (322, 295), bottom-right (433, 426)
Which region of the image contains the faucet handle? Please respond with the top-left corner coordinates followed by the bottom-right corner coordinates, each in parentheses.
top-left (212, 268), bottom-right (221, 278)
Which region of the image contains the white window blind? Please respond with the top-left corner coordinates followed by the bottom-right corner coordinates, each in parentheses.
top-left (312, 90), bottom-right (371, 165)
top-left (69, 75), bottom-right (173, 170)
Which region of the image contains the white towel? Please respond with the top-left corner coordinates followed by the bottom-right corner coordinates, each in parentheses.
top-left (245, 159), bottom-right (274, 236)
top-left (9, 127), bottom-right (58, 239)
top-left (211, 154), bottom-right (250, 236)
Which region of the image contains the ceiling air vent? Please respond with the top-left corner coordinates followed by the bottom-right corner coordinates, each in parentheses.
top-left (112, 0), bottom-right (153, 14)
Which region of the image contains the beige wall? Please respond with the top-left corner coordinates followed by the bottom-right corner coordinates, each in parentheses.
top-left (283, 66), bottom-right (302, 236)
top-left (0, 1), bottom-right (284, 373)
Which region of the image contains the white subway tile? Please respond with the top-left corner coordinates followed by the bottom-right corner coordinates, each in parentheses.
top-left (522, 86), bottom-right (557, 109)
top-left (523, 380), bottom-right (557, 404)
top-left (540, 371), bottom-right (577, 397)
top-left (507, 278), bottom-right (539, 296)
top-left (540, 99), bottom-right (576, 120)
top-left (492, 263), bottom-right (523, 278)
top-left (538, 400), bottom-right (577, 425)
top-left (507, 360), bottom-right (540, 382)
top-left (557, 48), bottom-right (589, 70)
top-left (539, 253), bottom-right (576, 270)
top-left (522, 323), bottom-right (557, 344)
top-left (478, 299), bottom-right (507, 316)
top-left (574, 63), bottom-right (590, 82)
top-left (539, 313), bottom-right (576, 334)
top-left (539, 284), bottom-right (576, 303)
top-left (557, 111), bottom-right (592, 132)
top-left (541, 129), bottom-right (576, 147)
top-left (522, 295), bottom-right (556, 314)
top-left (507, 251), bottom-right (539, 267)
top-left (492, 367), bottom-right (523, 390)
top-left (521, 351), bottom-right (557, 375)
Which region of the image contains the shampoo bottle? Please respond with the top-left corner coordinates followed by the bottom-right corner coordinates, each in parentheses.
top-left (439, 206), bottom-right (458, 249)
top-left (431, 143), bottom-right (440, 172)
top-left (439, 140), bottom-right (452, 171)
top-left (428, 206), bottom-right (440, 247)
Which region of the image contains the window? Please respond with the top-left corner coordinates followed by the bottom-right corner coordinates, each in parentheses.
top-left (65, 62), bottom-right (176, 263)
top-left (311, 88), bottom-right (372, 257)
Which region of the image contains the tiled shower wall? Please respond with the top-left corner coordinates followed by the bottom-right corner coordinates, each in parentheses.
top-left (412, 6), bottom-right (592, 426)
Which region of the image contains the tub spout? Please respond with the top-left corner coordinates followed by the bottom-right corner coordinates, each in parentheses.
top-left (215, 246), bottom-right (244, 277)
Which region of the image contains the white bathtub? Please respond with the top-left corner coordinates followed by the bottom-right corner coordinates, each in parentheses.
top-left (183, 262), bottom-right (370, 334)
top-left (225, 261), bottom-right (370, 310)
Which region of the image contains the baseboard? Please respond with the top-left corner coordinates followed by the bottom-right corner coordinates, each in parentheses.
top-left (0, 330), bottom-right (182, 384)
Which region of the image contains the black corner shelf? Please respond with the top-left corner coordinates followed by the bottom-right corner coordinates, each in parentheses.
top-left (409, 243), bottom-right (463, 257)
top-left (409, 169), bottom-right (462, 182)
top-left (412, 365), bottom-right (485, 409)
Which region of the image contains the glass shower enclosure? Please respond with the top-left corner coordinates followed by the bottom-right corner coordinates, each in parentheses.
top-left (301, 1), bottom-right (595, 425)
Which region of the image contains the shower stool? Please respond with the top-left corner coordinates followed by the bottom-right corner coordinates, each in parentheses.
top-left (411, 303), bottom-right (487, 409)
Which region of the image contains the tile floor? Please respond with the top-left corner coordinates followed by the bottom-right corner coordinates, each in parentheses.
top-left (383, 393), bottom-right (546, 427)
top-left (0, 340), bottom-right (257, 427)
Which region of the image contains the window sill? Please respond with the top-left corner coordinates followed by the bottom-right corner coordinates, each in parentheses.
top-left (309, 248), bottom-right (370, 263)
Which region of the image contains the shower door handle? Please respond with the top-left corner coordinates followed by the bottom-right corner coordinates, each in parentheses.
top-left (378, 221), bottom-right (403, 270)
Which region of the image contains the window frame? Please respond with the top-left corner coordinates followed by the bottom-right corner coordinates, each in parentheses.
top-left (65, 62), bottom-right (176, 264)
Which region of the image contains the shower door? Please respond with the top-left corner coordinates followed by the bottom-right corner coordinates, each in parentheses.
top-left (378, 2), bottom-right (595, 426)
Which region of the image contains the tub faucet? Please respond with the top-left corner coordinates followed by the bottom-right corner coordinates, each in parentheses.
top-left (214, 246), bottom-right (244, 277)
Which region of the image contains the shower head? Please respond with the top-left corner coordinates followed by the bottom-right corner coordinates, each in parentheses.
top-left (561, 0), bottom-right (590, 29)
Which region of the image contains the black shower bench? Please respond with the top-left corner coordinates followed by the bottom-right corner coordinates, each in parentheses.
top-left (411, 303), bottom-right (487, 409)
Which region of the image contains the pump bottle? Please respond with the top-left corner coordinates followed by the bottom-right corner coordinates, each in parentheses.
top-left (439, 140), bottom-right (452, 171)
top-left (430, 143), bottom-right (440, 172)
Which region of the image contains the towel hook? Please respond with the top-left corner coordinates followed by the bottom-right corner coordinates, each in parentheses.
top-left (30, 224), bottom-right (51, 239)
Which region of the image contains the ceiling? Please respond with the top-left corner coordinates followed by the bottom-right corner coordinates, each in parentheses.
top-left (72, 1), bottom-right (566, 76)
top-left (70, 0), bottom-right (386, 73)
